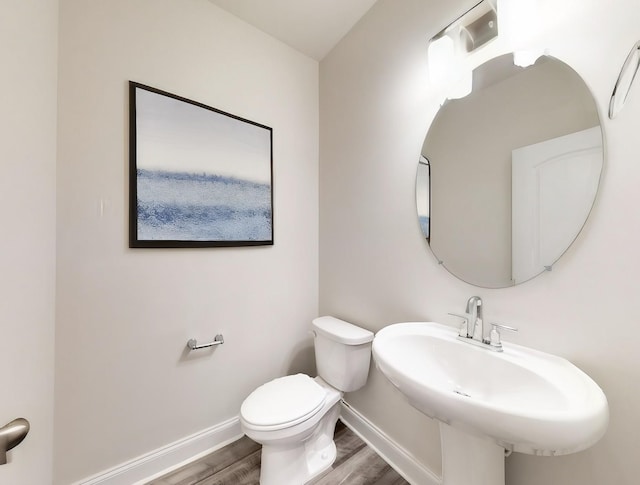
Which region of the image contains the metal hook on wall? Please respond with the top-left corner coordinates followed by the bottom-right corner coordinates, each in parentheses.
top-left (609, 40), bottom-right (640, 119)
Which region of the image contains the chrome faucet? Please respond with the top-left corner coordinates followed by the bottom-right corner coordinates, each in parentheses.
top-left (448, 296), bottom-right (483, 339)
top-left (449, 296), bottom-right (518, 352)
top-left (465, 296), bottom-right (483, 340)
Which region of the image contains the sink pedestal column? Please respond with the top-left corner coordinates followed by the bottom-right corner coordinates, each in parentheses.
top-left (440, 423), bottom-right (505, 485)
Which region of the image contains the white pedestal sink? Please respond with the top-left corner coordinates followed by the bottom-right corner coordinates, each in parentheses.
top-left (372, 322), bottom-right (608, 485)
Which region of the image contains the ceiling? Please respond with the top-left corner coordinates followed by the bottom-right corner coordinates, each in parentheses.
top-left (208, 0), bottom-right (379, 60)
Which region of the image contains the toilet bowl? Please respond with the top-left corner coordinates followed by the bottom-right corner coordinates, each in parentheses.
top-left (240, 316), bottom-right (374, 485)
top-left (241, 375), bottom-right (342, 484)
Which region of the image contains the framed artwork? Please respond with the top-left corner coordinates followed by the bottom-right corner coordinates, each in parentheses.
top-left (129, 82), bottom-right (273, 248)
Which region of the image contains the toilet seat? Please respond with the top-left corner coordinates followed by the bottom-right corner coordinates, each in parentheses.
top-left (241, 374), bottom-right (327, 431)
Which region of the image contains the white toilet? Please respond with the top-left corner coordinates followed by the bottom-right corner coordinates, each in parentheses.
top-left (240, 316), bottom-right (374, 485)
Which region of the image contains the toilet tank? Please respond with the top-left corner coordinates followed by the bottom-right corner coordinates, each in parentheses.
top-left (312, 316), bottom-right (374, 392)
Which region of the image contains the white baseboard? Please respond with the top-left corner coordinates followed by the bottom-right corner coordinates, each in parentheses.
top-left (340, 400), bottom-right (442, 485)
top-left (75, 404), bottom-right (440, 485)
top-left (74, 416), bottom-right (243, 485)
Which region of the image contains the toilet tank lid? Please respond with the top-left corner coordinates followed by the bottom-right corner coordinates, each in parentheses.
top-left (312, 316), bottom-right (374, 345)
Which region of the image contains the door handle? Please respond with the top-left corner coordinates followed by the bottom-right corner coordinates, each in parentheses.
top-left (0, 418), bottom-right (29, 465)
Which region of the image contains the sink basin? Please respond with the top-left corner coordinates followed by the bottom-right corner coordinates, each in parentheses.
top-left (373, 322), bottom-right (608, 456)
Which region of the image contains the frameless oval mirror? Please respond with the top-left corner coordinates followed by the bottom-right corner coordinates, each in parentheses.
top-left (417, 53), bottom-right (604, 288)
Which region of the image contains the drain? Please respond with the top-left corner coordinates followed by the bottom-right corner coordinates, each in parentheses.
top-left (453, 389), bottom-right (471, 398)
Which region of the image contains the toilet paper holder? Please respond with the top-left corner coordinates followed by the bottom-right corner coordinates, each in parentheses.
top-left (187, 334), bottom-right (224, 350)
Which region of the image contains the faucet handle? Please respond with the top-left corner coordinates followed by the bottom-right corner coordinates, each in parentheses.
top-left (448, 312), bottom-right (472, 337)
top-left (489, 323), bottom-right (518, 350)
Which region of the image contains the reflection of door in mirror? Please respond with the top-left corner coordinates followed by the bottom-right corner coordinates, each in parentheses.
top-left (511, 127), bottom-right (602, 284)
top-left (417, 156), bottom-right (430, 240)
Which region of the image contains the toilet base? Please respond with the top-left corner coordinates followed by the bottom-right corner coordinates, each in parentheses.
top-left (259, 402), bottom-right (341, 485)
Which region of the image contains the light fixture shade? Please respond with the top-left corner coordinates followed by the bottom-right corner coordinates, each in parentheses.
top-left (499, 0), bottom-right (544, 65)
top-left (428, 34), bottom-right (455, 87)
top-left (428, 31), bottom-right (473, 100)
top-left (513, 48), bottom-right (545, 68)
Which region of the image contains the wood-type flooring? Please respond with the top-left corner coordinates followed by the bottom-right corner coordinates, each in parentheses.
top-left (147, 421), bottom-right (410, 485)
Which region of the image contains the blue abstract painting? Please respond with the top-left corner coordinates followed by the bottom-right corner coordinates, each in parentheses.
top-left (129, 83), bottom-right (273, 247)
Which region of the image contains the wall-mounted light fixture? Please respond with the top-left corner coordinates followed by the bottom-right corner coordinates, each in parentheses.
top-left (428, 0), bottom-right (498, 100)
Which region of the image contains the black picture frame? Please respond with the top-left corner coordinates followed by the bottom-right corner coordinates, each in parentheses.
top-left (129, 82), bottom-right (274, 248)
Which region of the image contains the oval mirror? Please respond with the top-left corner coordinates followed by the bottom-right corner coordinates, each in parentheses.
top-left (417, 53), bottom-right (604, 288)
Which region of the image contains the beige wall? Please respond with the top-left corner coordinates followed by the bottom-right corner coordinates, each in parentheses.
top-left (320, 0), bottom-right (640, 483)
top-left (0, 1), bottom-right (58, 483)
top-left (55, 1), bottom-right (319, 483)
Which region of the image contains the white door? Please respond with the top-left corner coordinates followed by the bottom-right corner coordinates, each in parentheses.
top-left (0, 0), bottom-right (57, 483)
top-left (512, 126), bottom-right (602, 284)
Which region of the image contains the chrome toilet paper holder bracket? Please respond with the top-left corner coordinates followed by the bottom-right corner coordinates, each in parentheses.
top-left (187, 334), bottom-right (224, 350)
